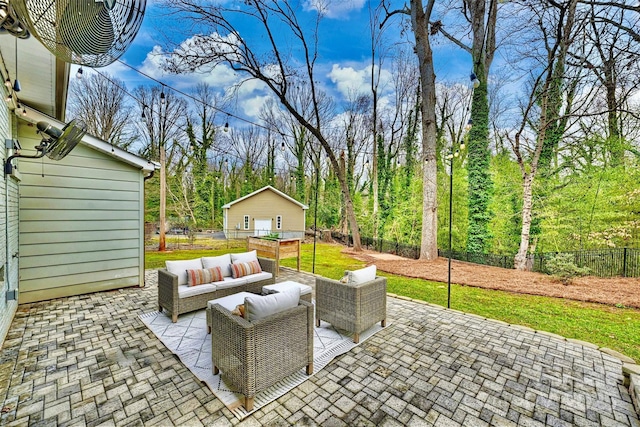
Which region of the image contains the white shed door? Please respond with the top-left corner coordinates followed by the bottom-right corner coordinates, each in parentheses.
top-left (254, 219), bottom-right (271, 236)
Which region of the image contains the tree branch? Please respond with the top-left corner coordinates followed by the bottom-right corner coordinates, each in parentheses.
top-left (436, 25), bottom-right (472, 54)
top-left (379, 4), bottom-right (409, 29)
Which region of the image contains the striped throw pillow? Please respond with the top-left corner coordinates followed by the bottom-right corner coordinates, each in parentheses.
top-left (230, 260), bottom-right (262, 278)
top-left (186, 267), bottom-right (224, 286)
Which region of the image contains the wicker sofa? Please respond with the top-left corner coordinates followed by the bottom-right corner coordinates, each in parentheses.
top-left (315, 265), bottom-right (387, 343)
top-left (158, 251), bottom-right (275, 322)
top-left (210, 294), bottom-right (314, 411)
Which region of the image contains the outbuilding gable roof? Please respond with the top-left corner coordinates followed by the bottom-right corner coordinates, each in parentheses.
top-left (222, 185), bottom-right (309, 210)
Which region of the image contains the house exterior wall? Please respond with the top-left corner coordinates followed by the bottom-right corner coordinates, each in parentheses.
top-left (0, 107), bottom-right (20, 346)
top-left (224, 189), bottom-right (305, 239)
top-left (16, 120), bottom-right (145, 303)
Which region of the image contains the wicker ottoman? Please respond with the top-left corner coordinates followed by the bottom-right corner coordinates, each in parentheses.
top-left (262, 281), bottom-right (313, 302)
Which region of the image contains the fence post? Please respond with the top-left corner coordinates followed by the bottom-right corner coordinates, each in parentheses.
top-left (623, 247), bottom-right (628, 278)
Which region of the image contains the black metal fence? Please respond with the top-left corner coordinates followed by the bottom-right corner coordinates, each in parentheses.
top-left (529, 248), bottom-right (640, 278)
top-left (331, 232), bottom-right (640, 278)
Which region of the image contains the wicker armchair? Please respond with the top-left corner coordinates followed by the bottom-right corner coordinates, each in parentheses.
top-left (315, 274), bottom-right (387, 343)
top-left (210, 299), bottom-right (314, 411)
top-left (158, 257), bottom-right (275, 322)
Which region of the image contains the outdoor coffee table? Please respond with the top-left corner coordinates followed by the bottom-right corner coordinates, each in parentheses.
top-left (206, 291), bottom-right (254, 334)
top-left (262, 281), bottom-right (313, 303)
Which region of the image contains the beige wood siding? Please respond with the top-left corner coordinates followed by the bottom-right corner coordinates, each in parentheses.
top-left (225, 188), bottom-right (305, 239)
top-left (0, 103), bottom-right (19, 345)
top-left (17, 120), bottom-right (144, 303)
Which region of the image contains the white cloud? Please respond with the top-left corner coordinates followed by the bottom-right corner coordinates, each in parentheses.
top-left (242, 95), bottom-right (272, 117)
top-left (303, 0), bottom-right (366, 19)
top-left (328, 63), bottom-right (393, 99)
top-left (140, 45), bottom-right (168, 80)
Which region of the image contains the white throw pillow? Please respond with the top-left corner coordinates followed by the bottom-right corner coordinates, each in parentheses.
top-left (347, 265), bottom-right (377, 285)
top-left (166, 258), bottom-right (203, 286)
top-left (244, 288), bottom-right (300, 322)
top-left (231, 250), bottom-right (258, 264)
top-left (202, 254), bottom-right (232, 277)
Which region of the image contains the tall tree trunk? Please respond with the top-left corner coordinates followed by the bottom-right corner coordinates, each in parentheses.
top-left (372, 81), bottom-right (379, 238)
top-left (514, 172), bottom-right (534, 269)
top-left (466, 67), bottom-right (492, 253)
top-left (159, 144), bottom-right (167, 251)
top-left (604, 64), bottom-right (623, 166)
top-left (465, 0), bottom-right (497, 254)
top-left (513, 0), bottom-right (578, 270)
top-left (211, 176), bottom-right (216, 229)
top-left (410, 0), bottom-right (439, 260)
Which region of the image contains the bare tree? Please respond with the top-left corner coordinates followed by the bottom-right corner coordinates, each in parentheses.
top-left (435, 82), bottom-right (473, 153)
top-left (134, 85), bottom-right (189, 251)
top-left (578, 0), bottom-right (640, 41)
top-left (161, 0), bottom-right (364, 250)
top-left (508, 0), bottom-right (582, 270)
top-left (227, 126), bottom-right (269, 193)
top-left (579, 3), bottom-right (640, 166)
top-left (381, 0), bottom-right (440, 260)
top-left (67, 72), bottom-right (136, 149)
top-left (186, 83), bottom-right (226, 227)
top-left (260, 82), bottom-right (334, 203)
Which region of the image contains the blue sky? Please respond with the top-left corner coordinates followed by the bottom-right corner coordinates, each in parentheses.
top-left (78, 0), bottom-right (475, 124)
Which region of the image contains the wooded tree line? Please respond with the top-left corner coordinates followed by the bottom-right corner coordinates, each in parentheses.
top-left (66, 0), bottom-right (640, 268)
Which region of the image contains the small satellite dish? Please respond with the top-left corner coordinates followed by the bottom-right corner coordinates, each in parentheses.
top-left (36, 119), bottom-right (87, 160)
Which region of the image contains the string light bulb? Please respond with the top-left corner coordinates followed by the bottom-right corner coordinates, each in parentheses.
top-left (4, 77), bottom-right (10, 88)
top-left (76, 67), bottom-right (83, 79)
top-left (470, 72), bottom-right (480, 88)
top-left (280, 142), bottom-right (285, 151)
top-left (21, 108), bottom-right (26, 116)
top-left (465, 118), bottom-right (473, 131)
top-left (160, 89), bottom-right (166, 105)
top-left (223, 121), bottom-right (229, 132)
top-left (5, 93), bottom-right (12, 103)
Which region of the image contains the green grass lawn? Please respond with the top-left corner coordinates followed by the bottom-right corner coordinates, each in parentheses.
top-left (146, 241), bottom-right (640, 361)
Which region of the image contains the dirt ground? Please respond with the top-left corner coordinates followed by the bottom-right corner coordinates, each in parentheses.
top-left (343, 248), bottom-right (640, 309)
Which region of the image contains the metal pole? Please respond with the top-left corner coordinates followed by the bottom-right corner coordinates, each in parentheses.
top-left (312, 159), bottom-right (319, 274)
top-left (447, 156), bottom-right (453, 309)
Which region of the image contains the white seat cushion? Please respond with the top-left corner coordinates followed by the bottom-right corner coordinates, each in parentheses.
top-left (202, 254), bottom-right (232, 277)
top-left (245, 271), bottom-right (272, 284)
top-left (230, 250), bottom-right (258, 264)
top-left (166, 258), bottom-right (204, 286)
top-left (348, 265), bottom-right (377, 285)
top-left (208, 291), bottom-right (254, 311)
top-left (244, 288), bottom-right (300, 322)
top-left (178, 283), bottom-right (217, 298)
top-left (214, 277), bottom-right (248, 290)
top-left (263, 280), bottom-right (311, 296)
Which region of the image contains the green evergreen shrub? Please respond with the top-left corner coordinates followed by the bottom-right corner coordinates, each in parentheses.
top-left (546, 253), bottom-right (591, 285)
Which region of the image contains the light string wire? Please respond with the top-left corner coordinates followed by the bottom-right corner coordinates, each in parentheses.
top-left (113, 59), bottom-right (385, 158)
top-left (89, 66), bottom-right (316, 177)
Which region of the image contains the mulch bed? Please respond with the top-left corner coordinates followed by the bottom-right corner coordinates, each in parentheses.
top-left (343, 248), bottom-right (640, 309)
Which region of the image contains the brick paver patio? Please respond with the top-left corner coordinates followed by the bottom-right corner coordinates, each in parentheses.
top-left (0, 268), bottom-right (638, 426)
